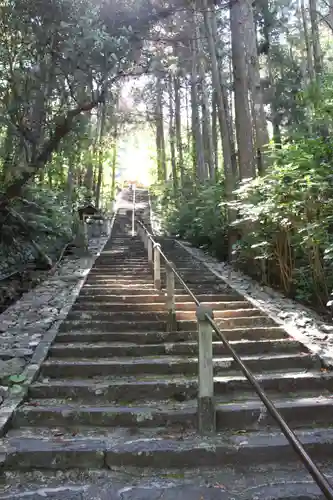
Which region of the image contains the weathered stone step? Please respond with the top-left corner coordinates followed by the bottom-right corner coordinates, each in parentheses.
top-left (76, 293), bottom-right (241, 302)
top-left (95, 256), bottom-right (148, 261)
top-left (79, 288), bottom-right (159, 296)
top-left (14, 400), bottom-right (197, 429)
top-left (39, 353), bottom-right (315, 378)
top-left (82, 284), bottom-right (156, 291)
top-left (89, 268), bottom-right (152, 275)
top-left (30, 370), bottom-right (332, 401)
top-left (0, 467), bottom-right (326, 500)
top-left (172, 287), bottom-right (233, 295)
top-left (3, 426), bottom-right (333, 470)
top-left (70, 300), bottom-right (251, 313)
top-left (59, 316), bottom-right (276, 332)
top-left (14, 393), bottom-right (333, 430)
top-left (84, 277), bottom-right (154, 285)
top-left (55, 326), bottom-right (287, 344)
top-left (66, 308), bottom-right (263, 322)
top-left (50, 338), bottom-right (303, 358)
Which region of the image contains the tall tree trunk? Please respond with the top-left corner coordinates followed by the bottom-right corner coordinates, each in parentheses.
top-left (207, 4), bottom-right (238, 178)
top-left (230, 0), bottom-right (255, 179)
top-left (300, 0), bottom-right (315, 81)
top-left (202, 0), bottom-right (237, 192)
top-left (168, 75), bottom-right (178, 195)
top-left (212, 90), bottom-right (219, 175)
top-left (111, 139), bottom-right (117, 202)
top-left (185, 78), bottom-right (191, 153)
top-left (195, 6), bottom-right (214, 179)
top-left (191, 37), bottom-right (206, 182)
top-left (309, 0), bottom-right (322, 77)
top-left (155, 76), bottom-right (167, 181)
top-left (95, 102), bottom-right (106, 209)
top-left (267, 56), bottom-right (282, 147)
top-left (174, 74), bottom-right (185, 187)
top-left (243, 0), bottom-right (270, 173)
top-left (83, 112), bottom-right (94, 198)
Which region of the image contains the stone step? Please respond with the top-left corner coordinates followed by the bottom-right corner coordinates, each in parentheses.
top-left (79, 288), bottom-right (160, 297)
top-left (76, 293), bottom-right (241, 302)
top-left (39, 353), bottom-right (315, 378)
top-left (14, 393), bottom-right (333, 430)
top-left (55, 326), bottom-right (287, 344)
top-left (0, 467), bottom-right (326, 500)
top-left (30, 370), bottom-right (333, 401)
top-left (70, 300), bottom-right (251, 312)
top-left (84, 277), bottom-right (154, 285)
top-left (66, 308), bottom-right (263, 322)
top-left (83, 278), bottom-right (221, 287)
top-left (58, 316), bottom-right (276, 332)
top-left (82, 284), bottom-right (156, 291)
top-left (172, 287), bottom-right (232, 295)
top-left (95, 256), bottom-right (148, 262)
top-left (49, 338), bottom-right (303, 358)
top-left (3, 426), bottom-right (333, 470)
top-left (89, 268), bottom-right (152, 275)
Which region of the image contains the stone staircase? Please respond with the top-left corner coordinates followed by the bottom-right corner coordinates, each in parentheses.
top-left (1, 199), bottom-right (333, 497)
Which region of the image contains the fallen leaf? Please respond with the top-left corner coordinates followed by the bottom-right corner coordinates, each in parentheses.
top-left (214, 483), bottom-right (226, 489)
top-left (8, 374), bottom-right (26, 384)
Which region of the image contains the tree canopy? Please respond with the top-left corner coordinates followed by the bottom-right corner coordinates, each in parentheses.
top-left (1, 0), bottom-right (333, 310)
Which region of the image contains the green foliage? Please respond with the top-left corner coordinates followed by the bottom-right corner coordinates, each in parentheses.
top-left (152, 175), bottom-right (228, 259)
top-left (0, 185), bottom-right (77, 274)
top-left (230, 134), bottom-right (333, 308)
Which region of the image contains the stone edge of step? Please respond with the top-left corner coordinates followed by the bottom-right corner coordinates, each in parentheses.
top-left (0, 464), bottom-right (331, 500)
top-left (2, 426), bottom-right (333, 470)
top-left (176, 240), bottom-right (329, 368)
top-left (0, 214), bottom-right (117, 439)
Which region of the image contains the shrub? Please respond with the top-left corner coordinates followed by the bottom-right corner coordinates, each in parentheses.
top-left (230, 136), bottom-right (333, 308)
top-left (151, 176), bottom-right (228, 259)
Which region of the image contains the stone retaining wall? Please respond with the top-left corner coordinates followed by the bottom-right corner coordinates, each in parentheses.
top-left (0, 233), bottom-right (110, 405)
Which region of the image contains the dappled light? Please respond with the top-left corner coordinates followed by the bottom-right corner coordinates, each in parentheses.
top-left (2, 0), bottom-right (333, 497)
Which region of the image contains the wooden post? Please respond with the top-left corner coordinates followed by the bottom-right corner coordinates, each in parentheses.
top-left (143, 232), bottom-right (149, 249)
top-left (166, 262), bottom-right (177, 332)
top-left (132, 183), bottom-right (136, 237)
top-left (148, 238), bottom-right (153, 268)
top-left (82, 219), bottom-right (88, 247)
top-left (196, 304), bottom-right (216, 435)
top-left (153, 243), bottom-right (161, 290)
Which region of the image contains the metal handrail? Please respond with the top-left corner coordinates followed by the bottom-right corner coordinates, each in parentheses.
top-left (137, 219), bottom-right (200, 305)
top-left (136, 217), bottom-right (333, 500)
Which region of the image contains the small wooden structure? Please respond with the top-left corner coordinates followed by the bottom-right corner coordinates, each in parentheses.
top-left (77, 203), bottom-right (112, 239)
top-left (78, 204), bottom-right (102, 221)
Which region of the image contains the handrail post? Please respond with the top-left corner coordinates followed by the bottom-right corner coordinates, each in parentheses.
top-left (196, 304), bottom-right (216, 435)
top-left (166, 262), bottom-right (176, 332)
top-left (140, 227), bottom-right (147, 248)
top-left (148, 238), bottom-right (153, 268)
top-left (132, 183), bottom-right (136, 237)
top-left (140, 227), bottom-right (145, 246)
top-left (153, 243), bottom-right (161, 290)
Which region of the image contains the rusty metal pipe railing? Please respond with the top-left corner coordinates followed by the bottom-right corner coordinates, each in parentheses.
top-left (135, 216), bottom-right (333, 500)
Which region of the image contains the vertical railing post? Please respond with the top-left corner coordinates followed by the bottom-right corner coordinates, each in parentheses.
top-left (196, 304), bottom-right (216, 435)
top-left (148, 238), bottom-right (153, 268)
top-left (153, 243), bottom-right (161, 290)
top-left (166, 262), bottom-right (177, 331)
top-left (132, 183), bottom-right (136, 237)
